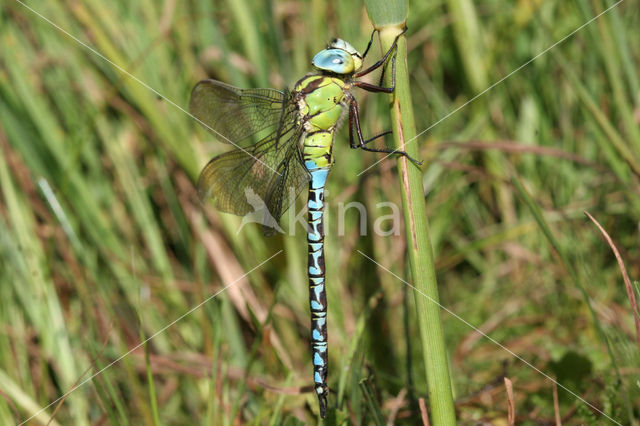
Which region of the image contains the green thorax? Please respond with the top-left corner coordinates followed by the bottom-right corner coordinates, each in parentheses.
top-left (294, 75), bottom-right (349, 169)
top-left (295, 75), bottom-right (348, 133)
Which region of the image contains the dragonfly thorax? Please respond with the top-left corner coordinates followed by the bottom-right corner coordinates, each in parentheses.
top-left (295, 75), bottom-right (347, 133)
top-left (293, 74), bottom-right (349, 170)
top-left (312, 38), bottom-right (363, 75)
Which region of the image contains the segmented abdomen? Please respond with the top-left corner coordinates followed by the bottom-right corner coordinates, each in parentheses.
top-left (295, 73), bottom-right (346, 418)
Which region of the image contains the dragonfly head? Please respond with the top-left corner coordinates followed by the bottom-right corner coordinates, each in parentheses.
top-left (312, 38), bottom-right (363, 75)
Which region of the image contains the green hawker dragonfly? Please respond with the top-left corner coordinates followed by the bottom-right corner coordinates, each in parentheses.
top-left (190, 27), bottom-right (419, 418)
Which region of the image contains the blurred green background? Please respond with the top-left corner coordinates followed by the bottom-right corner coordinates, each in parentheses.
top-left (1, 0), bottom-right (639, 424)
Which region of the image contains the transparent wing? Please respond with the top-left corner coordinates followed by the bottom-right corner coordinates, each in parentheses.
top-left (190, 79), bottom-right (292, 146)
top-left (197, 121), bottom-right (309, 228)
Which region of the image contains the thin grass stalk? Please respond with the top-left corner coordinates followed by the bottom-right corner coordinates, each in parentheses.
top-left (336, 291), bottom-right (383, 410)
top-left (139, 321), bottom-right (160, 426)
top-left (360, 379), bottom-right (385, 425)
top-left (365, 1), bottom-right (456, 422)
top-left (585, 212), bottom-right (640, 356)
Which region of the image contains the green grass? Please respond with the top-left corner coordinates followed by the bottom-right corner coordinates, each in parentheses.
top-left (1, 0), bottom-right (639, 424)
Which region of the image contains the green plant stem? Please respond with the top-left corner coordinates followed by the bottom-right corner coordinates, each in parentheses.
top-left (378, 26), bottom-right (456, 425)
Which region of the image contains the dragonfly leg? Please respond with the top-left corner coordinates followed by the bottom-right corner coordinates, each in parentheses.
top-left (349, 105), bottom-right (391, 147)
top-left (348, 99), bottom-right (389, 148)
top-left (374, 30), bottom-right (404, 88)
top-left (354, 27), bottom-right (407, 80)
top-left (361, 29), bottom-right (378, 60)
top-left (348, 96), bottom-right (422, 166)
top-left (353, 43), bottom-right (398, 93)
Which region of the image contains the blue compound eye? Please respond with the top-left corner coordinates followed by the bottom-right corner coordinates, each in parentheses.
top-left (312, 49), bottom-right (355, 74)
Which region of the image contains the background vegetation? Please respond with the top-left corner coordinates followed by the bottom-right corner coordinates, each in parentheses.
top-left (1, 0), bottom-right (639, 424)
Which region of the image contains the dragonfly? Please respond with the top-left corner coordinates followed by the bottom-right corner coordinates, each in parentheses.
top-left (190, 27), bottom-right (419, 418)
